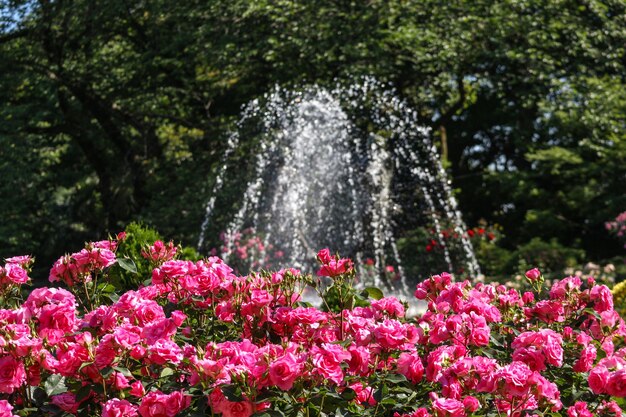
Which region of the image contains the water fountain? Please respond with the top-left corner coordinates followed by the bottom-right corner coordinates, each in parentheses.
top-left (198, 78), bottom-right (480, 293)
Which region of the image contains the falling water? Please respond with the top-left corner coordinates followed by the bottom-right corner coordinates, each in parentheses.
top-left (198, 78), bottom-right (481, 293)
top-left (197, 132), bottom-right (239, 250)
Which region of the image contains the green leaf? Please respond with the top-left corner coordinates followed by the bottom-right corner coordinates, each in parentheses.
top-left (97, 283), bottom-right (117, 293)
top-left (341, 387), bottom-right (356, 400)
top-left (160, 367), bottom-right (174, 378)
top-left (75, 385), bottom-right (93, 402)
top-left (31, 387), bottom-right (46, 406)
top-left (364, 286), bottom-right (384, 300)
top-left (113, 366), bottom-right (132, 377)
top-left (221, 384), bottom-right (244, 402)
top-left (187, 395), bottom-right (208, 416)
top-left (117, 258), bottom-right (138, 274)
top-left (15, 407), bottom-right (39, 416)
top-left (385, 373), bottom-right (408, 383)
top-left (44, 374), bottom-right (67, 396)
top-left (101, 367), bottom-right (114, 378)
top-left (489, 335), bottom-right (504, 348)
top-left (105, 293), bottom-right (120, 302)
top-left (373, 384), bottom-right (388, 402)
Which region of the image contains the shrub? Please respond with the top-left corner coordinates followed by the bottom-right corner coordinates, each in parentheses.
top-left (0, 234), bottom-right (625, 417)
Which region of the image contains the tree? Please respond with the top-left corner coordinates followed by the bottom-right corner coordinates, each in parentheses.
top-left (1, 0), bottom-right (625, 278)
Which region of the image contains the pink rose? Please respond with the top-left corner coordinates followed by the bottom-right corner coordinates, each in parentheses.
top-left (141, 241), bottom-right (177, 262)
top-left (426, 345), bottom-right (466, 383)
top-left (130, 381), bottom-right (146, 397)
top-left (93, 239), bottom-right (118, 251)
top-left (522, 291), bottom-right (534, 304)
top-left (208, 390), bottom-right (228, 414)
top-left (511, 329), bottom-right (564, 370)
top-left (113, 372), bottom-right (130, 390)
top-left (371, 297), bottom-right (405, 318)
top-left (567, 402), bottom-right (593, 417)
top-left (56, 341), bottom-right (91, 377)
top-left (5, 255), bottom-right (32, 267)
top-left (250, 289), bottom-right (272, 307)
top-left (75, 247), bottom-right (116, 270)
top-left (147, 339), bottom-right (183, 365)
top-left (24, 287), bottom-right (75, 316)
top-left (401, 410), bottom-right (431, 417)
top-left (317, 343), bottom-right (351, 363)
top-left (0, 356), bottom-right (25, 394)
top-left (102, 399), bottom-right (138, 417)
top-left (170, 310), bottom-right (186, 327)
top-left (550, 277), bottom-right (582, 300)
top-left (38, 303), bottom-right (77, 343)
top-left (4, 263), bottom-right (29, 284)
top-left (465, 312), bottom-right (490, 346)
top-left (345, 345), bottom-right (370, 376)
top-left (313, 355), bottom-right (344, 384)
top-left (525, 268), bottom-right (541, 282)
top-left (602, 339), bottom-right (615, 357)
top-left (138, 393), bottom-right (169, 417)
top-left (374, 319), bottom-right (407, 349)
top-left (317, 257), bottom-right (354, 278)
top-left (432, 397), bottom-right (466, 417)
top-left (49, 247), bottom-right (116, 286)
top-left (113, 325), bottom-right (142, 349)
top-left (51, 393), bottom-right (80, 414)
top-left (138, 391), bottom-right (189, 417)
top-left (0, 400), bottom-right (17, 417)
top-left (130, 345), bottom-right (147, 360)
top-left (588, 365), bottom-right (609, 394)
top-left (141, 318), bottom-right (178, 345)
top-left (512, 347), bottom-right (546, 372)
top-left (94, 335), bottom-right (119, 369)
top-left (590, 285), bottom-right (614, 313)
top-left (606, 369), bottom-right (626, 397)
top-left (397, 352), bottom-right (424, 383)
top-left (135, 301), bottom-right (165, 326)
top-left (348, 382), bottom-right (376, 406)
top-left (215, 301), bottom-right (236, 322)
top-left (596, 311), bottom-right (621, 337)
top-left (533, 374), bottom-right (562, 411)
top-left (528, 300), bottom-right (565, 323)
top-left (269, 353), bottom-right (301, 390)
top-left (316, 248), bottom-right (332, 264)
top-left (563, 326), bottom-right (574, 339)
top-left (494, 361), bottom-right (533, 396)
top-left (462, 396), bottom-right (480, 413)
top-left (573, 345), bottom-right (597, 373)
top-left (312, 345), bottom-right (350, 385)
top-left (218, 400), bottom-right (254, 417)
top-left (414, 284), bottom-right (429, 300)
top-left (598, 400), bottom-right (622, 417)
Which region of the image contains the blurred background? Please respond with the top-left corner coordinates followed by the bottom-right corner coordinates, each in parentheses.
top-left (1, 0), bottom-right (625, 282)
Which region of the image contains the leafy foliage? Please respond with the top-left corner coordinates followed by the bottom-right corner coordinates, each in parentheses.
top-left (1, 235), bottom-right (625, 416)
top-left (0, 0), bottom-right (624, 279)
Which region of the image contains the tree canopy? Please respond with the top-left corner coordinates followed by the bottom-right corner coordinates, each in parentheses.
top-left (1, 0), bottom-right (625, 279)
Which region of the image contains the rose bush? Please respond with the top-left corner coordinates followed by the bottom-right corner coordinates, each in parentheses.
top-left (0, 232), bottom-right (625, 417)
